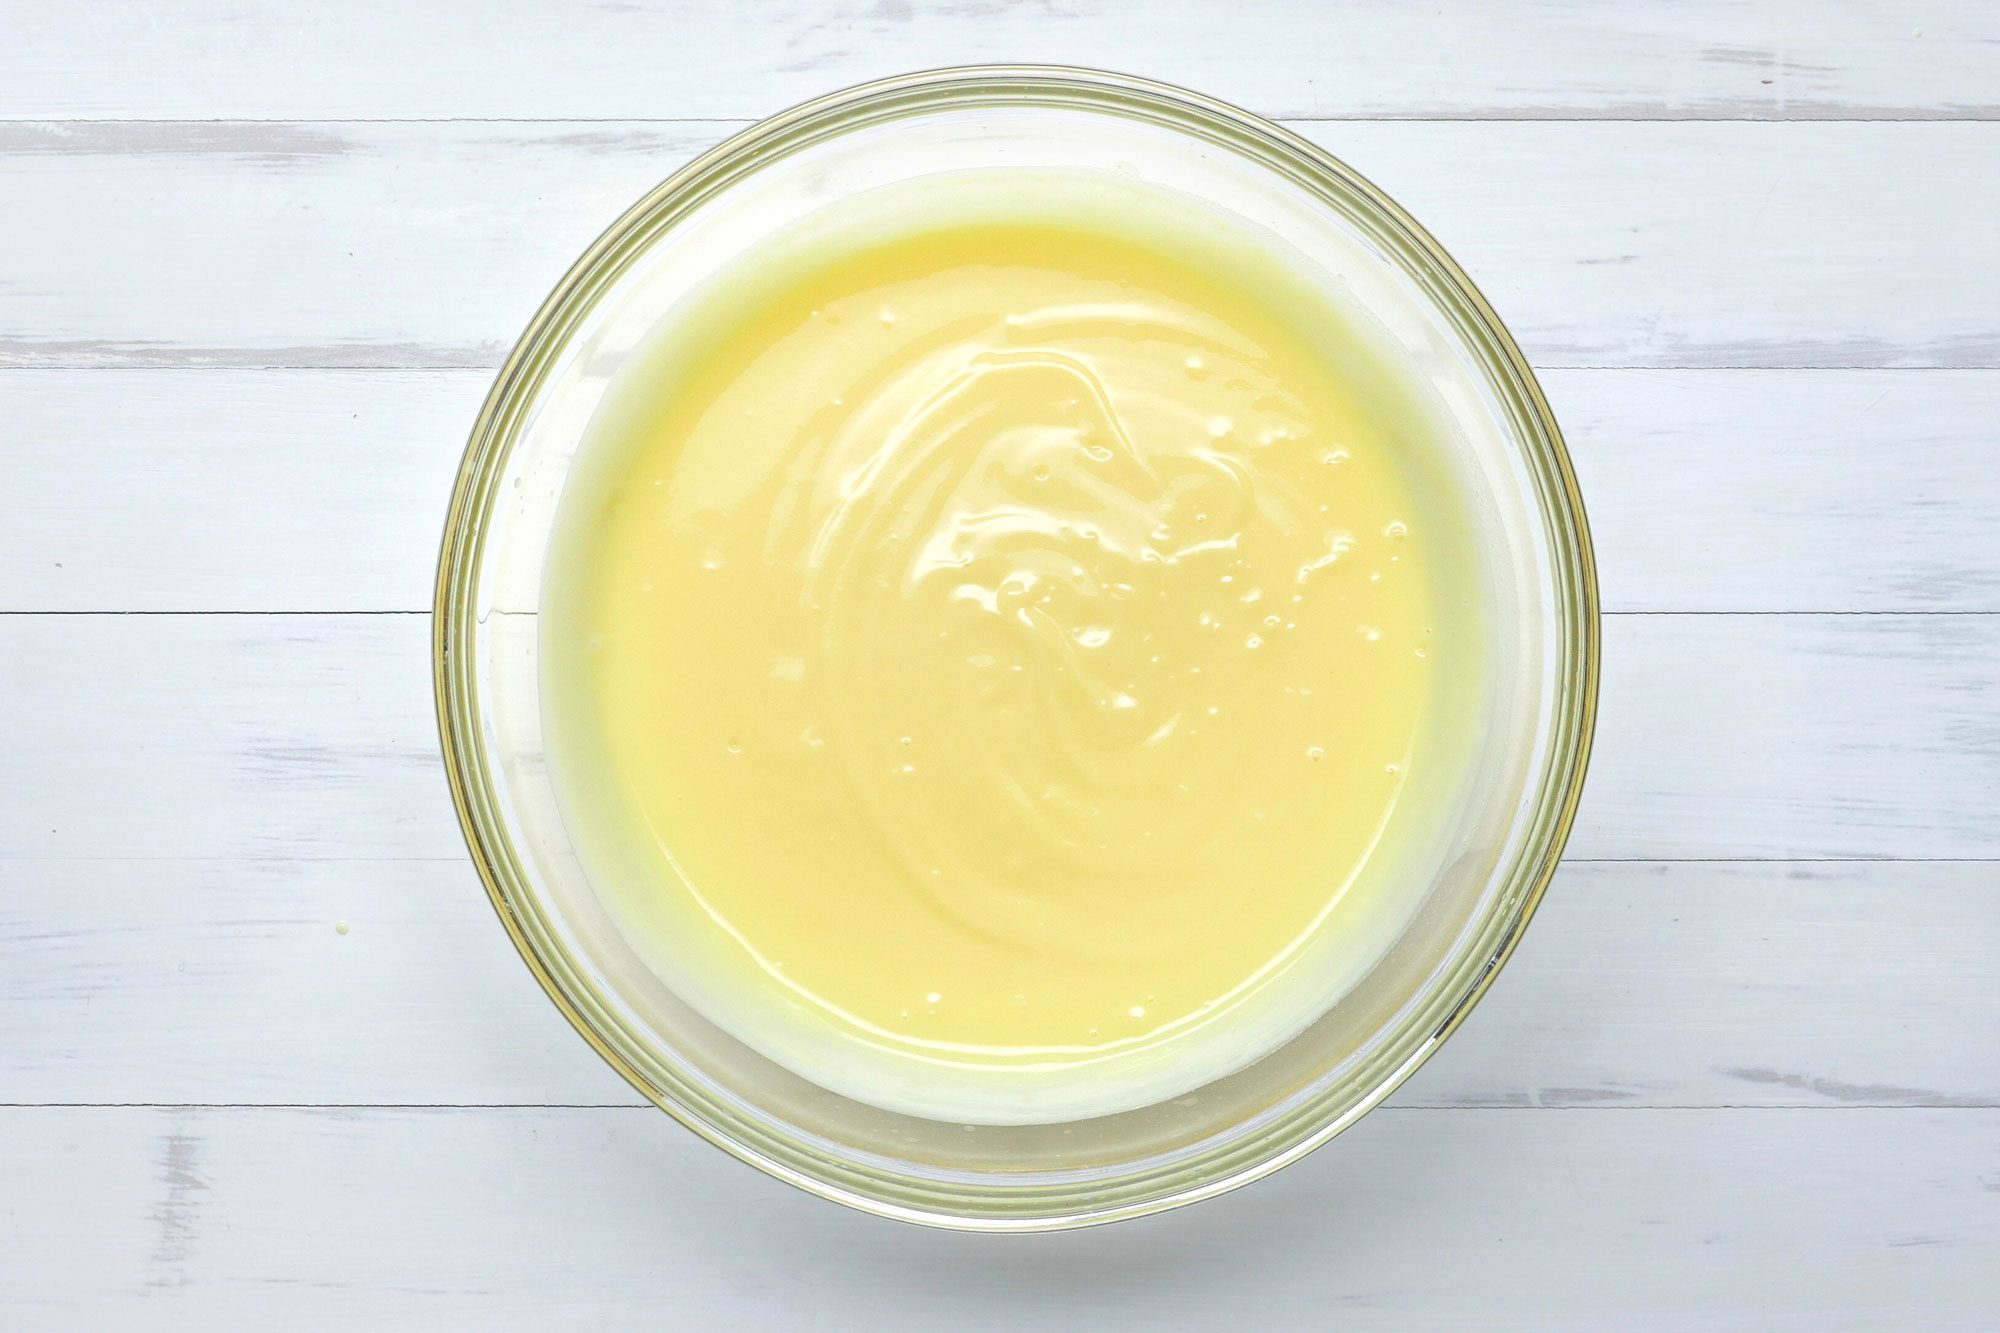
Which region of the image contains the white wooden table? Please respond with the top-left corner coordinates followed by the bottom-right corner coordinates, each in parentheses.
top-left (4, 3), bottom-right (1998, 1325)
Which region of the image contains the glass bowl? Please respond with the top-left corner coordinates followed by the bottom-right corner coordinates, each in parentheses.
top-left (434, 66), bottom-right (1598, 1231)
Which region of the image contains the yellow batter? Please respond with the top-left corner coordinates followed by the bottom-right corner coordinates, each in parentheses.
top-left (543, 172), bottom-right (1483, 1123)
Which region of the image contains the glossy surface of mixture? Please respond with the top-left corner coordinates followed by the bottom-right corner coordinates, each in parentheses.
top-left (544, 175), bottom-right (1482, 1122)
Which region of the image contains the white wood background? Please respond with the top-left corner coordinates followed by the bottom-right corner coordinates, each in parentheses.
top-left (4, 3), bottom-right (1999, 1326)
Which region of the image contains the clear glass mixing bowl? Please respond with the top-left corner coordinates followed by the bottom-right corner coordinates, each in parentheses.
top-left (434, 66), bottom-right (1597, 1230)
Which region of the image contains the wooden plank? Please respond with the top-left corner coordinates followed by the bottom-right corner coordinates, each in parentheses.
top-left (1406, 861), bottom-right (2000, 1111)
top-left (3, 1), bottom-right (1994, 122)
top-left (1, 122), bottom-right (1997, 370)
top-left (1547, 370), bottom-right (2000, 614)
top-left (0, 614), bottom-right (451, 863)
top-left (2, 858), bottom-right (1993, 1110)
top-left (1578, 612), bottom-right (2000, 861)
top-left (0, 121), bottom-right (724, 370)
top-left (2, 371), bottom-right (486, 614)
top-left (2, 613), bottom-right (1996, 864)
top-left (4, 1105), bottom-right (1994, 1325)
top-left (0, 857), bottom-right (636, 1108)
top-left (9, 369), bottom-right (1997, 614)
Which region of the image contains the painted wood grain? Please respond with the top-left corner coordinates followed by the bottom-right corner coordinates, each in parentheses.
top-left (1546, 370), bottom-right (2000, 613)
top-left (5, 1105), bottom-right (1995, 1327)
top-left (2, 858), bottom-right (1993, 1111)
top-left (5, 612), bottom-right (1995, 864)
top-left (3, 0), bottom-right (1995, 123)
top-left (0, 614), bottom-right (449, 863)
top-left (2, 122), bottom-right (1996, 369)
top-left (8, 368), bottom-right (1997, 614)
top-left (1579, 612), bottom-right (2000, 860)
top-left (3, 0), bottom-right (1994, 1316)
top-left (1, 372), bottom-right (483, 614)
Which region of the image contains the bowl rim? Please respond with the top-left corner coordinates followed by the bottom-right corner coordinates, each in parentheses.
top-left (433, 63), bottom-right (1600, 1232)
